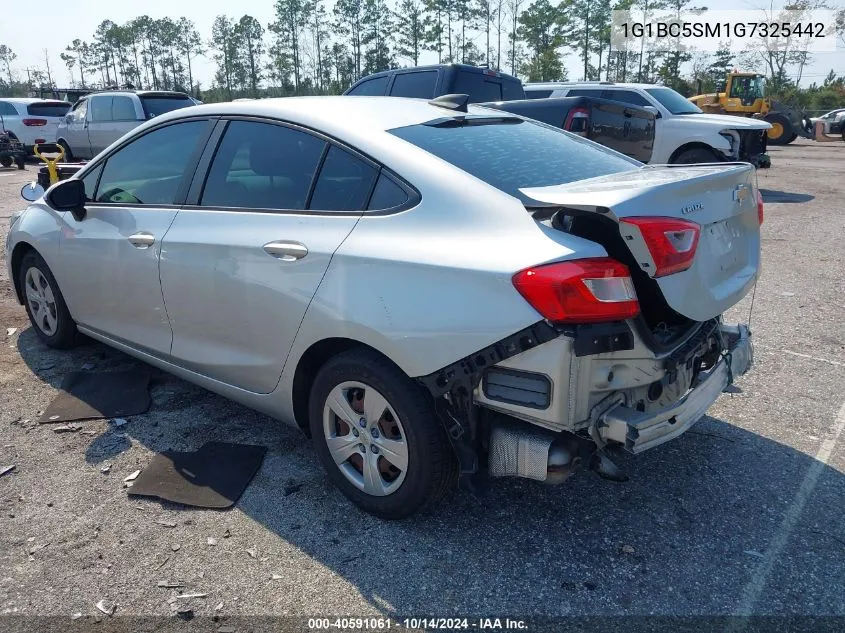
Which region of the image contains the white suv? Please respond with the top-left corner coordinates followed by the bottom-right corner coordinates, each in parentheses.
top-left (0, 98), bottom-right (72, 153)
top-left (525, 82), bottom-right (771, 167)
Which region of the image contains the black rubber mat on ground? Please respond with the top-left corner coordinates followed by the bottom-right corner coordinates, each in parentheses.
top-left (38, 370), bottom-right (151, 423)
top-left (128, 442), bottom-right (267, 509)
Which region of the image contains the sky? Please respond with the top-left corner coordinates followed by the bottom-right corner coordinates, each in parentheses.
top-left (2, 0), bottom-right (844, 89)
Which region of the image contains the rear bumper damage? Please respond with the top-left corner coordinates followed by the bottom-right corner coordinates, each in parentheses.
top-left (596, 324), bottom-right (752, 453)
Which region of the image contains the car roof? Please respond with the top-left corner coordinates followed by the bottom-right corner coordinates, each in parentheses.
top-left (84, 90), bottom-right (190, 98)
top-left (0, 98), bottom-right (59, 104)
top-left (159, 96), bottom-right (520, 135)
top-left (525, 82), bottom-right (663, 90)
top-left (354, 63), bottom-right (520, 82)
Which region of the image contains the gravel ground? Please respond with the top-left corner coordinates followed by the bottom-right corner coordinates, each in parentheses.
top-left (0, 141), bottom-right (844, 630)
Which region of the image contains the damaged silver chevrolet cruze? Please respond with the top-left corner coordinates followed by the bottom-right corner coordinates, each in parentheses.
top-left (6, 96), bottom-right (756, 518)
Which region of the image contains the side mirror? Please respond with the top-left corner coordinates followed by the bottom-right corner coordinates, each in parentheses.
top-left (21, 182), bottom-right (45, 202)
top-left (643, 106), bottom-right (662, 119)
top-left (46, 179), bottom-right (87, 221)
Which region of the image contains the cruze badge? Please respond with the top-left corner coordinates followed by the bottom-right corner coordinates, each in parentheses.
top-left (681, 202), bottom-right (703, 214)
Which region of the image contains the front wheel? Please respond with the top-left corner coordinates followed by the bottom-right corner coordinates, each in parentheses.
top-left (18, 251), bottom-right (78, 348)
top-left (0, 156), bottom-right (11, 168)
top-left (309, 349), bottom-right (457, 519)
top-left (672, 147), bottom-right (721, 164)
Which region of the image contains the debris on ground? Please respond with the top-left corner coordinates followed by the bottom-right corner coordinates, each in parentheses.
top-left (71, 612), bottom-right (82, 620)
top-left (223, 529), bottom-right (232, 539)
top-left (177, 592), bottom-right (207, 599)
top-left (175, 606), bottom-right (194, 620)
top-left (621, 545), bottom-right (635, 554)
top-left (100, 464), bottom-right (111, 474)
top-left (53, 424), bottom-right (81, 433)
top-left (0, 464), bottom-right (15, 478)
top-left (217, 626), bottom-right (236, 633)
top-left (246, 548), bottom-right (257, 559)
top-left (270, 574), bottom-right (283, 580)
top-left (157, 581), bottom-right (185, 588)
top-left (171, 544), bottom-right (181, 552)
top-left (111, 418), bottom-right (128, 427)
top-left (156, 520), bottom-right (177, 528)
top-left (95, 599), bottom-right (116, 616)
top-left (284, 482), bottom-right (303, 496)
top-left (214, 602), bottom-right (224, 611)
top-left (6, 328), bottom-right (17, 337)
top-left (81, 363), bottom-right (95, 370)
top-left (207, 538), bottom-right (218, 546)
top-left (124, 470), bottom-right (141, 483)
top-left (48, 415), bottom-right (60, 421)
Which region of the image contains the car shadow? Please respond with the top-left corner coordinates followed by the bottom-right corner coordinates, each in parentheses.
top-left (759, 189), bottom-right (815, 204)
top-left (14, 327), bottom-right (845, 617)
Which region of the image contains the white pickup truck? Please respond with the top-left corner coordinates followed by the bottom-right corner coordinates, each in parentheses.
top-left (524, 82), bottom-right (771, 167)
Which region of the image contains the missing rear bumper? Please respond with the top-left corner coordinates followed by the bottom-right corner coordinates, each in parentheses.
top-left (596, 324), bottom-right (753, 453)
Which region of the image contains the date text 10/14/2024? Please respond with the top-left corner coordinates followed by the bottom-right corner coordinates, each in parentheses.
top-left (308, 618), bottom-right (529, 630)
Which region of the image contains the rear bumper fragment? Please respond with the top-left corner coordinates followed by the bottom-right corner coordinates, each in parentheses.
top-left (597, 324), bottom-right (752, 453)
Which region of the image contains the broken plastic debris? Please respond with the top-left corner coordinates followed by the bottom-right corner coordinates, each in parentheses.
top-left (53, 424), bottom-right (81, 433)
top-left (270, 573), bottom-right (283, 580)
top-left (780, 292), bottom-right (795, 297)
top-left (124, 470), bottom-right (141, 482)
top-left (157, 581), bottom-right (185, 588)
top-left (621, 545), bottom-right (635, 554)
top-left (95, 599), bottom-right (116, 616)
top-left (171, 544), bottom-right (181, 552)
top-left (175, 606), bottom-right (193, 620)
top-left (0, 465), bottom-right (15, 478)
top-left (177, 592), bottom-right (207, 599)
top-left (246, 548), bottom-right (257, 559)
top-left (156, 520), bottom-right (177, 528)
top-left (207, 538), bottom-right (218, 546)
top-left (6, 328), bottom-right (17, 337)
top-left (71, 612), bottom-right (82, 620)
top-left (214, 602), bottom-right (224, 611)
top-left (223, 528), bottom-right (231, 538)
top-left (100, 464), bottom-right (111, 474)
top-left (112, 418), bottom-right (128, 427)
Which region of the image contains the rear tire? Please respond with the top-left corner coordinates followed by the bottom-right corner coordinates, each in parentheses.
top-left (309, 348), bottom-right (457, 519)
top-left (672, 147), bottom-right (721, 164)
top-left (765, 113), bottom-right (793, 145)
top-left (0, 156), bottom-right (11, 168)
top-left (18, 251), bottom-right (78, 349)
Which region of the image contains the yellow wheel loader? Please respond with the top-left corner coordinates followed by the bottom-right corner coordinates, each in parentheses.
top-left (689, 72), bottom-right (813, 146)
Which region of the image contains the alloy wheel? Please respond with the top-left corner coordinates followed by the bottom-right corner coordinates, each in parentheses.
top-left (24, 267), bottom-right (59, 336)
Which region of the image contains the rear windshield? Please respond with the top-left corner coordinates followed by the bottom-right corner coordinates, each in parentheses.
top-left (390, 118), bottom-right (638, 202)
top-left (451, 72), bottom-right (525, 103)
top-left (140, 96), bottom-right (195, 119)
top-left (27, 102), bottom-right (72, 117)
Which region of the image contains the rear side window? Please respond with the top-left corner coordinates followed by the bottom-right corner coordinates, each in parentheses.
top-left (565, 88), bottom-right (601, 97)
top-left (26, 102), bottom-right (72, 117)
top-left (390, 119), bottom-right (638, 202)
top-left (95, 120), bottom-right (207, 205)
top-left (524, 89), bottom-right (553, 100)
top-left (0, 102), bottom-right (17, 116)
top-left (347, 76), bottom-right (389, 96)
top-left (608, 90), bottom-right (651, 107)
top-left (309, 146), bottom-right (378, 211)
top-left (390, 72), bottom-right (438, 99)
top-left (89, 96), bottom-right (113, 122)
top-left (368, 173), bottom-right (410, 211)
top-left (201, 120), bottom-right (326, 210)
top-left (140, 95), bottom-right (195, 119)
top-left (112, 96), bottom-right (137, 120)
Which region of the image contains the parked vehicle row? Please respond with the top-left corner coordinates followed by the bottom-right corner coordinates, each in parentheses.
top-left (9, 94), bottom-right (757, 519)
top-left (0, 98), bottom-right (71, 153)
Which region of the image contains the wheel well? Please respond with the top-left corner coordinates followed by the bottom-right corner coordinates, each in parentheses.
top-left (669, 142), bottom-right (721, 163)
top-left (292, 338), bottom-right (381, 435)
top-left (10, 242), bottom-right (35, 304)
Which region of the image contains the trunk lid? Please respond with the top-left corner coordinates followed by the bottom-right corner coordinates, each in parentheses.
top-left (520, 164), bottom-right (760, 322)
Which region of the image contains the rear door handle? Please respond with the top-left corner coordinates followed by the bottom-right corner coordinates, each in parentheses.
top-left (263, 241), bottom-right (308, 261)
top-left (128, 232), bottom-right (155, 248)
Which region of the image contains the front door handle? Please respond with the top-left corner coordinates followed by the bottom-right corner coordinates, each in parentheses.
top-left (263, 241), bottom-right (308, 261)
top-left (128, 232), bottom-right (155, 249)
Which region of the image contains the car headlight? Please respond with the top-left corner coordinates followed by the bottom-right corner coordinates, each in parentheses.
top-left (719, 130), bottom-right (741, 158)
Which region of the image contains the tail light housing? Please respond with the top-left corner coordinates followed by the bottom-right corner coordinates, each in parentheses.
top-left (22, 118), bottom-right (47, 127)
top-left (756, 190), bottom-right (764, 225)
top-left (621, 217), bottom-right (700, 278)
top-left (512, 258), bottom-right (639, 324)
top-left (564, 107), bottom-right (590, 136)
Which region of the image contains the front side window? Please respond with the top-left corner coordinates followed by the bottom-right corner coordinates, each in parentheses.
top-left (95, 120), bottom-right (207, 205)
top-left (201, 120), bottom-right (326, 210)
top-left (89, 96), bottom-right (113, 122)
top-left (309, 146), bottom-right (377, 211)
top-left (80, 164), bottom-right (103, 201)
top-left (70, 99), bottom-right (87, 122)
top-left (347, 76), bottom-right (389, 96)
top-left (390, 118), bottom-right (639, 202)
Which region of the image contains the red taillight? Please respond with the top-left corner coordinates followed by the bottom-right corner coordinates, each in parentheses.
top-left (620, 217), bottom-right (700, 278)
top-left (22, 118), bottom-right (47, 126)
top-left (512, 258), bottom-right (640, 324)
top-left (564, 107), bottom-right (589, 136)
top-left (756, 190), bottom-right (764, 225)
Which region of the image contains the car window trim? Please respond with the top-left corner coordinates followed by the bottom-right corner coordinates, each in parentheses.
top-left (85, 116), bottom-right (217, 208)
top-left (185, 115), bottom-right (419, 216)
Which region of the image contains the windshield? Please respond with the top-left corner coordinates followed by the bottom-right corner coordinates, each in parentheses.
top-left (390, 117), bottom-right (639, 202)
top-left (645, 87), bottom-right (702, 115)
top-left (140, 95), bottom-right (195, 119)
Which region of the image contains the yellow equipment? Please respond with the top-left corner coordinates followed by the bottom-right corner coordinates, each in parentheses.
top-left (33, 143), bottom-right (66, 185)
top-left (690, 72), bottom-right (812, 146)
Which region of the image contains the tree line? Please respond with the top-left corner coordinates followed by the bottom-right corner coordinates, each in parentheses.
top-left (0, 0), bottom-right (843, 106)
